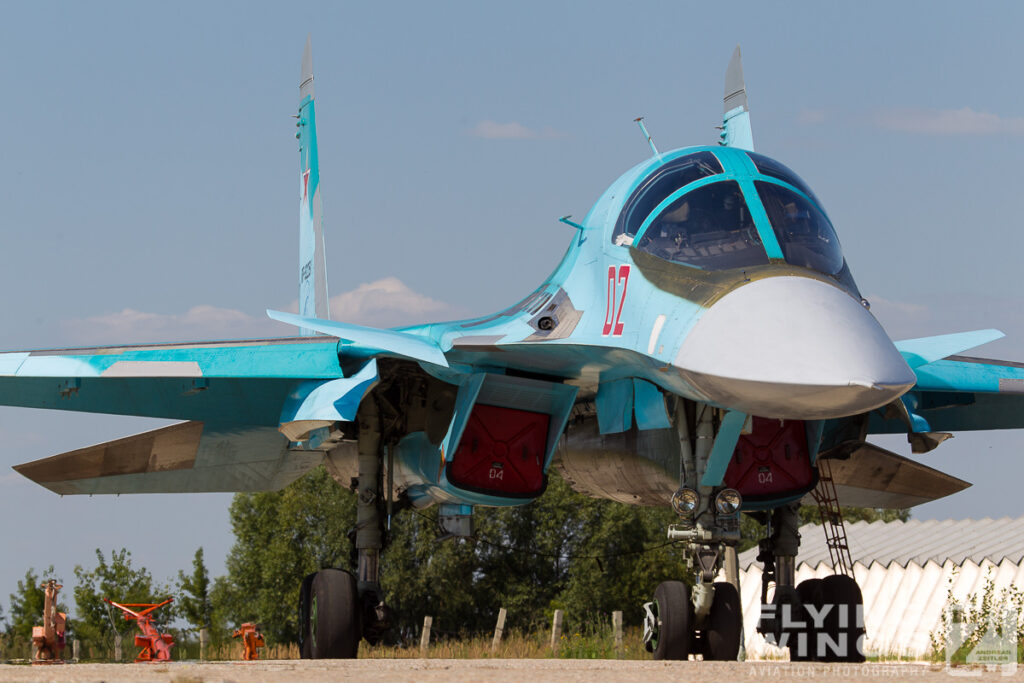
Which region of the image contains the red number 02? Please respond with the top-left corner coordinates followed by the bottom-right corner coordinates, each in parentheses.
top-left (602, 264), bottom-right (630, 336)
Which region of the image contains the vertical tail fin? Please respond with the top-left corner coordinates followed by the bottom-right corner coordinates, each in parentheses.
top-left (719, 45), bottom-right (755, 152)
top-left (297, 36), bottom-right (330, 334)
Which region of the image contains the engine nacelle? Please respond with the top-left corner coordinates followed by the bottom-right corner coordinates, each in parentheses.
top-left (557, 415), bottom-right (679, 506)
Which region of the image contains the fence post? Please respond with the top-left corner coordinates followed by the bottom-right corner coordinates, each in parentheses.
top-left (612, 610), bottom-right (623, 656)
top-left (550, 609), bottom-right (564, 653)
top-left (199, 628), bottom-right (208, 661)
top-left (420, 616), bottom-right (433, 656)
top-left (113, 632), bottom-right (122, 662)
top-left (73, 637), bottom-right (81, 662)
top-left (491, 607), bottom-right (507, 654)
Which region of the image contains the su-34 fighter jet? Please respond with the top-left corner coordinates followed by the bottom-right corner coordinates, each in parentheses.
top-left (2, 40), bottom-right (1020, 661)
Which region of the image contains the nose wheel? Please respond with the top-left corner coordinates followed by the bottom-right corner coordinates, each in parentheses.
top-left (701, 581), bottom-right (742, 660)
top-left (643, 580), bottom-right (743, 661)
top-left (644, 581), bottom-right (693, 660)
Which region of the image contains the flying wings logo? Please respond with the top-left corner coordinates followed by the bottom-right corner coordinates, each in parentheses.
top-left (302, 170), bottom-right (310, 202)
top-left (602, 265), bottom-right (630, 336)
top-left (945, 604), bottom-right (1019, 675)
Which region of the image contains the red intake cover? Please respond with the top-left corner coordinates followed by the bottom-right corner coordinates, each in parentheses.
top-left (448, 404), bottom-right (549, 497)
top-left (722, 417), bottom-right (814, 500)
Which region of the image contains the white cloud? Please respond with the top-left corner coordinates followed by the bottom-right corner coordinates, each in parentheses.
top-left (61, 278), bottom-right (464, 344)
top-left (65, 305), bottom-right (278, 345)
top-left (327, 277), bottom-right (465, 328)
top-left (469, 120), bottom-right (564, 140)
top-left (873, 107), bottom-right (1024, 136)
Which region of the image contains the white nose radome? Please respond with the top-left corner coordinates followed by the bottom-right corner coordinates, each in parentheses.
top-left (674, 276), bottom-right (915, 419)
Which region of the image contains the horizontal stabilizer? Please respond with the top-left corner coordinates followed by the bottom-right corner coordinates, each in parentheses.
top-left (267, 310), bottom-right (449, 368)
top-left (812, 443), bottom-right (970, 509)
top-left (13, 421), bottom-right (322, 495)
top-left (896, 329), bottom-right (1004, 369)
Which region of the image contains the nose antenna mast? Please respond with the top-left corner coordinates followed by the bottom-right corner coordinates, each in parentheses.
top-left (634, 117), bottom-right (660, 159)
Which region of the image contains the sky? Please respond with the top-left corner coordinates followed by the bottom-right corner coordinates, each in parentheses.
top-left (2, 0), bottom-right (1024, 611)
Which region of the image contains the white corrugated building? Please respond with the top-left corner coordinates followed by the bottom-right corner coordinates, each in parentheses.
top-left (733, 517), bottom-right (1024, 659)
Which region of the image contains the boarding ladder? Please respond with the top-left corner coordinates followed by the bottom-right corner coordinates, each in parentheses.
top-left (810, 457), bottom-right (853, 576)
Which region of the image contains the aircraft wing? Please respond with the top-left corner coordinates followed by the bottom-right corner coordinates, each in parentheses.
top-left (812, 442), bottom-right (970, 509)
top-left (0, 336), bottom-right (369, 494)
top-left (12, 421), bottom-right (322, 495)
top-left (0, 337), bottom-right (345, 423)
top-left (870, 354), bottom-right (1024, 434)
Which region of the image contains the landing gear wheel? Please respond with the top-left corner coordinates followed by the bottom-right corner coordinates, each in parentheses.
top-left (820, 575), bottom-right (865, 663)
top-left (298, 572), bottom-right (317, 659)
top-left (308, 569), bottom-right (360, 659)
top-left (648, 581), bottom-right (693, 660)
top-left (790, 578), bottom-right (824, 662)
top-left (767, 584), bottom-right (803, 654)
top-left (704, 581), bottom-right (742, 661)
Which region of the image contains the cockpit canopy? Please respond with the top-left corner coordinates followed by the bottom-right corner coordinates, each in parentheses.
top-left (614, 149), bottom-right (843, 276)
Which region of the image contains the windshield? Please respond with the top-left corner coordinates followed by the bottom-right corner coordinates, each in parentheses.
top-left (634, 180), bottom-right (770, 270)
top-left (756, 181), bottom-right (843, 274)
top-left (613, 152), bottom-right (722, 245)
top-left (747, 151), bottom-right (824, 209)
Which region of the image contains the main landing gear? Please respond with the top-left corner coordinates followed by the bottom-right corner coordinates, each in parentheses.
top-left (755, 503), bottom-right (866, 663)
top-left (298, 399), bottom-right (393, 659)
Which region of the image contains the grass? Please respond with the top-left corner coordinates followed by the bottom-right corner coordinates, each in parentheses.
top-left (360, 626), bottom-right (647, 660)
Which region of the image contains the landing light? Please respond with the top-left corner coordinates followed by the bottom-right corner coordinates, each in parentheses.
top-left (671, 487), bottom-right (700, 516)
top-left (714, 488), bottom-right (742, 515)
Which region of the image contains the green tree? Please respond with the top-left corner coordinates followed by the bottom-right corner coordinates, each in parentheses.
top-left (381, 473), bottom-right (689, 637)
top-left (738, 505), bottom-right (912, 553)
top-left (216, 463), bottom-right (915, 645)
top-left (176, 548), bottom-right (212, 634)
top-left (214, 465), bottom-right (357, 645)
top-left (72, 549), bottom-right (165, 648)
top-left (798, 505), bottom-right (910, 526)
top-left (556, 500), bottom-right (688, 631)
top-left (6, 567), bottom-right (65, 643)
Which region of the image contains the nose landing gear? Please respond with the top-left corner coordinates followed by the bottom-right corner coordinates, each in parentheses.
top-left (642, 493), bottom-right (745, 660)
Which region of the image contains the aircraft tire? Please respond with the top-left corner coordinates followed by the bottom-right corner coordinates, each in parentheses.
top-left (791, 578), bottom-right (825, 662)
top-left (298, 571), bottom-right (317, 659)
top-left (704, 581), bottom-right (742, 660)
top-left (308, 568), bottom-right (361, 659)
top-left (819, 574), bottom-right (865, 663)
top-left (651, 581), bottom-right (693, 660)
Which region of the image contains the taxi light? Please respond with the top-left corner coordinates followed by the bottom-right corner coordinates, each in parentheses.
top-left (714, 488), bottom-right (742, 515)
top-left (671, 487), bottom-right (700, 516)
